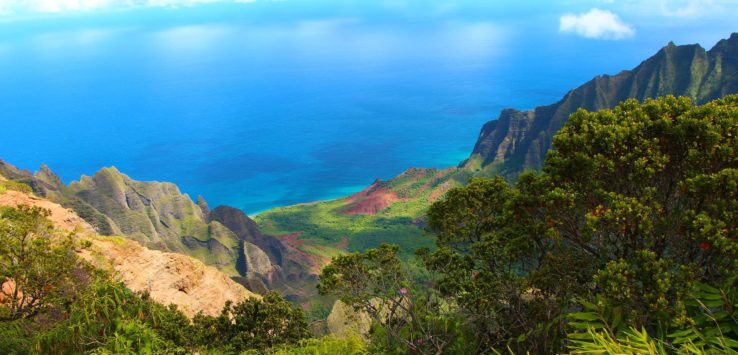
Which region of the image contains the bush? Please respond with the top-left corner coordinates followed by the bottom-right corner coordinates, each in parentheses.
top-left (263, 335), bottom-right (367, 354)
top-left (192, 291), bottom-right (310, 352)
top-left (0, 179), bottom-right (33, 194)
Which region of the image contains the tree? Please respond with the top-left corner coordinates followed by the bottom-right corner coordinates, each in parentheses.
top-left (423, 95), bottom-right (738, 352)
top-left (319, 243), bottom-right (472, 354)
top-left (193, 291), bottom-right (309, 352)
top-left (0, 205), bottom-right (78, 321)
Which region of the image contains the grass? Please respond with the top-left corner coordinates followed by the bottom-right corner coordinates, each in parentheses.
top-left (0, 179), bottom-right (33, 194)
top-left (261, 335), bottom-right (367, 354)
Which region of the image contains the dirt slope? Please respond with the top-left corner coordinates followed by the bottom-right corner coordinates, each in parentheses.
top-left (0, 188), bottom-right (257, 317)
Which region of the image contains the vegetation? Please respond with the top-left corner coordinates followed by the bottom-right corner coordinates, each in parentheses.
top-left (192, 291), bottom-right (309, 352)
top-left (0, 179), bottom-right (33, 194)
top-left (319, 95), bottom-right (738, 353)
top-left (259, 335), bottom-right (367, 354)
top-left (0, 205), bottom-right (315, 354)
top-left (0, 205), bottom-right (78, 321)
top-left (255, 169), bottom-right (463, 259)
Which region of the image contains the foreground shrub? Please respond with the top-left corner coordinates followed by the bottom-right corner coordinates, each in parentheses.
top-left (263, 335), bottom-right (367, 355)
top-left (193, 291), bottom-right (309, 352)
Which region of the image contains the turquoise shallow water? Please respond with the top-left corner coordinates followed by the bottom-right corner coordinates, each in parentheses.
top-left (0, 1), bottom-right (734, 214)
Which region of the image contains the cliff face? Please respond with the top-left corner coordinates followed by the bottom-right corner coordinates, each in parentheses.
top-left (209, 205), bottom-right (314, 298)
top-left (467, 33), bottom-right (738, 175)
top-left (81, 236), bottom-right (259, 317)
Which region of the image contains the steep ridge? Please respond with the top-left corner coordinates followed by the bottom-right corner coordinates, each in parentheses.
top-left (465, 33), bottom-right (738, 175)
top-left (81, 236), bottom-right (259, 317)
top-left (0, 178), bottom-right (258, 317)
top-left (210, 205), bottom-right (317, 299)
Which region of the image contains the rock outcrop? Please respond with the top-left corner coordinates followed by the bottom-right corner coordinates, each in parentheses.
top-left (326, 300), bottom-right (373, 338)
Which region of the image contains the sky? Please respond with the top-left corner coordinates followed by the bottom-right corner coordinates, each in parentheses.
top-left (0, 1), bottom-right (736, 47)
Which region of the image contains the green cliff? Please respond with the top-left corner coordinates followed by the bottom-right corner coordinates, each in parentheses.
top-left (465, 33), bottom-right (738, 176)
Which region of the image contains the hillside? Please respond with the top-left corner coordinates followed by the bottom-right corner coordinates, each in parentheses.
top-left (256, 167), bottom-right (466, 261)
top-left (0, 178), bottom-right (258, 317)
top-left (465, 33), bottom-right (738, 175)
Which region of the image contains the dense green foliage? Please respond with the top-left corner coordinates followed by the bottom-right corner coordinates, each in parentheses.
top-left (0, 205), bottom-right (78, 321)
top-left (258, 335), bottom-right (367, 354)
top-left (319, 244), bottom-right (473, 354)
top-left (192, 291), bottom-right (309, 352)
top-left (320, 95), bottom-right (738, 353)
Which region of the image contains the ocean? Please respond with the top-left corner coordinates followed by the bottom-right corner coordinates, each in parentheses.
top-left (0, 1), bottom-right (734, 213)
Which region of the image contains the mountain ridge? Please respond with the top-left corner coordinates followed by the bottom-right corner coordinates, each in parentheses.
top-left (0, 160), bottom-right (315, 302)
top-left (465, 32), bottom-right (738, 175)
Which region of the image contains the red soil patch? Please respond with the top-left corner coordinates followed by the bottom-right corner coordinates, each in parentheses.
top-left (342, 181), bottom-right (405, 215)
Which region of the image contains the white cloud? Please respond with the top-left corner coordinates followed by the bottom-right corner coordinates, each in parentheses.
top-left (559, 8), bottom-right (635, 40)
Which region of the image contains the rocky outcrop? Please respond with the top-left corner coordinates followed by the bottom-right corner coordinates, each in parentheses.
top-left (82, 236), bottom-right (259, 317)
top-left (327, 300), bottom-right (373, 338)
top-left (52, 167), bottom-right (249, 276)
top-left (209, 205), bottom-right (313, 294)
top-left (0, 162), bottom-right (286, 292)
top-left (466, 33), bottom-right (738, 176)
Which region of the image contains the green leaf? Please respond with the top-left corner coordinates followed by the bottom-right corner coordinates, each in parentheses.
top-left (568, 312), bottom-right (601, 321)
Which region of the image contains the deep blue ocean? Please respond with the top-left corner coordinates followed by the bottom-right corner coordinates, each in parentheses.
top-left (0, 1), bottom-right (734, 214)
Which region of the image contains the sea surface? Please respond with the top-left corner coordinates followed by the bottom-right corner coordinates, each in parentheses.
top-left (0, 1), bottom-right (734, 213)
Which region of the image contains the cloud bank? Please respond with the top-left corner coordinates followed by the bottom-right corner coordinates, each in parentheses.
top-left (559, 8), bottom-right (635, 40)
top-left (0, 0), bottom-right (257, 15)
